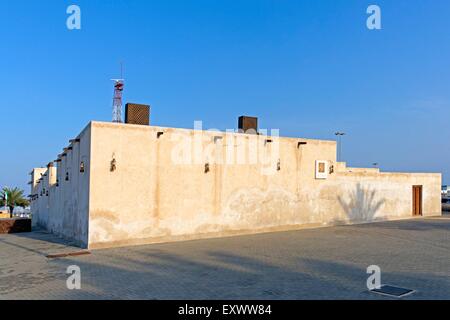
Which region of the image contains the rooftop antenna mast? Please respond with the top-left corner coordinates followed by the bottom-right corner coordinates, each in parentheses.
top-left (111, 62), bottom-right (124, 123)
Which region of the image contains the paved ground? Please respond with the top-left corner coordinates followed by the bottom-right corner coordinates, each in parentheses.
top-left (1, 215), bottom-right (449, 300)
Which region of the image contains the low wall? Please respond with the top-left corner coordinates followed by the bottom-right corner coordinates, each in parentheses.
top-left (0, 218), bottom-right (32, 234)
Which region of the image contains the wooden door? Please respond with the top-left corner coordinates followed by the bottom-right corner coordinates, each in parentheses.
top-left (412, 186), bottom-right (423, 216)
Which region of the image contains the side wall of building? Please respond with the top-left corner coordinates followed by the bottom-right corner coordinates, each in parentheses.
top-left (88, 122), bottom-right (441, 249)
top-left (31, 124), bottom-right (92, 247)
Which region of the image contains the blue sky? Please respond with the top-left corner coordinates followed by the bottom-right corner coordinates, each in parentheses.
top-left (1, 0), bottom-right (449, 192)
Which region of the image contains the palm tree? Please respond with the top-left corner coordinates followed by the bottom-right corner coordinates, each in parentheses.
top-left (1, 187), bottom-right (29, 216)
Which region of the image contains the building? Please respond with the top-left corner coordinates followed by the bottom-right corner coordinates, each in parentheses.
top-left (0, 204), bottom-right (10, 219)
top-left (30, 111), bottom-right (442, 249)
top-left (442, 185), bottom-right (449, 197)
top-left (0, 210), bottom-right (11, 219)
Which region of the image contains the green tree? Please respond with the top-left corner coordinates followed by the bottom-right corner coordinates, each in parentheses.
top-left (1, 187), bottom-right (29, 215)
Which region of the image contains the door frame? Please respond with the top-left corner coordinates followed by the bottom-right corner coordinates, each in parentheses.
top-left (412, 185), bottom-right (423, 216)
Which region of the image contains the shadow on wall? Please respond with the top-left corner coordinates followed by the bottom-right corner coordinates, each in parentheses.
top-left (337, 183), bottom-right (385, 223)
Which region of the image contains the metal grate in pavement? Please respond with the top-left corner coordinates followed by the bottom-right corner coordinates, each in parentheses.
top-left (370, 285), bottom-right (415, 298)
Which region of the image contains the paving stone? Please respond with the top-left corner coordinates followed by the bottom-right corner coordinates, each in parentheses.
top-left (0, 216), bottom-right (449, 299)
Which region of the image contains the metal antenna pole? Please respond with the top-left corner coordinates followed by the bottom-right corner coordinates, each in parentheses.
top-left (111, 62), bottom-right (125, 123)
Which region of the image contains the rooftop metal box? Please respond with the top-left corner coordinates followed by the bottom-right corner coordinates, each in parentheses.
top-left (238, 116), bottom-right (258, 134)
top-left (125, 103), bottom-right (150, 126)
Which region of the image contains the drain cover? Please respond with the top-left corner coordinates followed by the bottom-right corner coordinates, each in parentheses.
top-left (370, 285), bottom-right (415, 298)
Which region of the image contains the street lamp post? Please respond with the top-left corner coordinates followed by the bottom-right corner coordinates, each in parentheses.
top-left (335, 132), bottom-right (345, 162)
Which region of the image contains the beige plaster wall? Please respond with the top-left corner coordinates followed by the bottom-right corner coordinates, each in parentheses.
top-left (30, 124), bottom-right (91, 247)
top-left (87, 122), bottom-right (441, 249)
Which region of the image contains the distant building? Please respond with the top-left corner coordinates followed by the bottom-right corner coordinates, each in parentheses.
top-left (0, 206), bottom-right (10, 219)
top-left (30, 111), bottom-right (442, 249)
top-left (442, 185), bottom-right (450, 197)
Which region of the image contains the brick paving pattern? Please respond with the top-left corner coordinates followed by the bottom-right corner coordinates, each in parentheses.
top-left (1, 216), bottom-right (449, 299)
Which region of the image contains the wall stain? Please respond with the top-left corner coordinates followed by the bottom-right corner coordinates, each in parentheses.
top-left (91, 210), bottom-right (121, 224)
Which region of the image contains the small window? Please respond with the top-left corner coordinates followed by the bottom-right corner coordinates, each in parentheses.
top-left (80, 161), bottom-right (85, 173)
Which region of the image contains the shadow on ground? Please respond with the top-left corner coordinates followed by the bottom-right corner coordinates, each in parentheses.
top-left (356, 216), bottom-right (450, 232)
top-left (43, 245), bottom-right (450, 300)
top-left (2, 217), bottom-right (450, 299)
